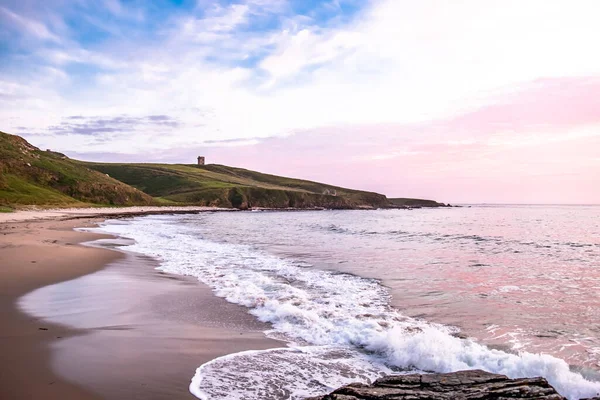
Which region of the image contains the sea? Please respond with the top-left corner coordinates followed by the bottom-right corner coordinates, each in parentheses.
top-left (95, 205), bottom-right (600, 399)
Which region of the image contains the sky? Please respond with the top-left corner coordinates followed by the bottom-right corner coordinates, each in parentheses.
top-left (1, 0), bottom-right (599, 204)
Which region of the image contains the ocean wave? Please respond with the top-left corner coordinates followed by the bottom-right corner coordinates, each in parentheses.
top-left (97, 215), bottom-right (600, 399)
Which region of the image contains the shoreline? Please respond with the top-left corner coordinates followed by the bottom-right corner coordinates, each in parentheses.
top-left (0, 213), bottom-right (282, 399)
top-left (0, 218), bottom-right (119, 399)
top-left (0, 206), bottom-right (236, 224)
top-left (0, 204), bottom-right (452, 226)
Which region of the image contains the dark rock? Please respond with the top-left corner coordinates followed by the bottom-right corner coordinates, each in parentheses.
top-left (306, 369), bottom-right (568, 399)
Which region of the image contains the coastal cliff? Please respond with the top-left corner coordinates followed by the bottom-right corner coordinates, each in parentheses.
top-left (387, 197), bottom-right (450, 208)
top-left (307, 370), bottom-right (600, 400)
top-left (83, 162), bottom-right (390, 209)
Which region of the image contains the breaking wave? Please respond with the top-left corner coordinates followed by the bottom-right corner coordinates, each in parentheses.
top-left (96, 215), bottom-right (600, 399)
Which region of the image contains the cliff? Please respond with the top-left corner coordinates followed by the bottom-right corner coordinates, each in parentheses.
top-left (388, 197), bottom-right (450, 208)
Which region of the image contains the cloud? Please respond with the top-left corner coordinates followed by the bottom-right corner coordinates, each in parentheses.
top-left (102, 0), bottom-right (144, 21)
top-left (203, 137), bottom-right (262, 146)
top-left (0, 6), bottom-right (61, 42)
top-left (6, 0), bottom-right (600, 137)
top-left (43, 114), bottom-right (181, 136)
top-left (63, 75), bottom-right (596, 203)
top-left (38, 48), bottom-right (126, 69)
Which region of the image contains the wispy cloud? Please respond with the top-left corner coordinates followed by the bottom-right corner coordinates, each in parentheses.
top-left (0, 6), bottom-right (61, 43)
top-left (41, 114), bottom-right (182, 136)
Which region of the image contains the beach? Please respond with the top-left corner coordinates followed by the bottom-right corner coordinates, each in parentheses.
top-left (2, 206), bottom-right (600, 400)
top-left (0, 208), bottom-right (280, 400)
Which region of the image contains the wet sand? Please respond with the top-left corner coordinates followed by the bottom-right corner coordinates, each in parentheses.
top-left (0, 216), bottom-right (281, 399)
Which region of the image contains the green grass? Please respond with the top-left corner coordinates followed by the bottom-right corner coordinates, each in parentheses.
top-left (0, 205), bottom-right (14, 213)
top-left (0, 174), bottom-right (85, 206)
top-left (83, 162), bottom-right (390, 209)
top-left (0, 131), bottom-right (155, 207)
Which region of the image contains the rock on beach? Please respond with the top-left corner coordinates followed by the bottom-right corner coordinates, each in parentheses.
top-left (306, 369), bottom-right (600, 400)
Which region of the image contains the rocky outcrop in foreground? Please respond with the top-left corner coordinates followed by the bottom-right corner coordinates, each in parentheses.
top-left (307, 369), bottom-right (600, 399)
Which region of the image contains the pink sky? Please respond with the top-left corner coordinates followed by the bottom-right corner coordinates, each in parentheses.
top-left (163, 77), bottom-right (600, 204)
top-left (50, 75), bottom-right (600, 204)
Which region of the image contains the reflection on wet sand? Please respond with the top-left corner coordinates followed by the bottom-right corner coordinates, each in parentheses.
top-left (19, 238), bottom-right (281, 400)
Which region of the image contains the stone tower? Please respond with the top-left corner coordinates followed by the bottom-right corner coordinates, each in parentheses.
top-left (197, 156), bottom-right (205, 165)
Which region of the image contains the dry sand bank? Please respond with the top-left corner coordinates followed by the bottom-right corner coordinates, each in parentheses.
top-left (0, 215), bottom-right (280, 400)
top-left (0, 206), bottom-right (232, 223)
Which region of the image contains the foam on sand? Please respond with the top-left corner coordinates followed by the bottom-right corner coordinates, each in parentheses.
top-left (190, 346), bottom-right (394, 400)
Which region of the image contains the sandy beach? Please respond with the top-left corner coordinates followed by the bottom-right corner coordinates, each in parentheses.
top-left (0, 209), bottom-right (280, 400)
top-left (0, 206), bottom-right (232, 223)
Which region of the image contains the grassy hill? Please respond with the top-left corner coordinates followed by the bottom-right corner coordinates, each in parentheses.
top-left (0, 132), bottom-right (389, 209)
top-left (83, 162), bottom-right (389, 209)
top-left (0, 131), bottom-right (154, 207)
top-left (1, 131), bottom-right (444, 210)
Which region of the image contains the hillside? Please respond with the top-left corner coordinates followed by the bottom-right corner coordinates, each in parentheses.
top-left (0, 131), bottom-right (154, 207)
top-left (388, 197), bottom-right (449, 208)
top-left (0, 132), bottom-right (445, 210)
top-left (83, 162), bottom-right (389, 209)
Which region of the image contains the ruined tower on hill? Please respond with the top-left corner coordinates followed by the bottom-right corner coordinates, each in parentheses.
top-left (197, 156), bottom-right (205, 165)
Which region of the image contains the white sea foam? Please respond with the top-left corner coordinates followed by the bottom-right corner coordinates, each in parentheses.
top-left (96, 215), bottom-right (600, 400)
top-left (498, 285), bottom-right (521, 293)
top-left (190, 346), bottom-right (394, 400)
